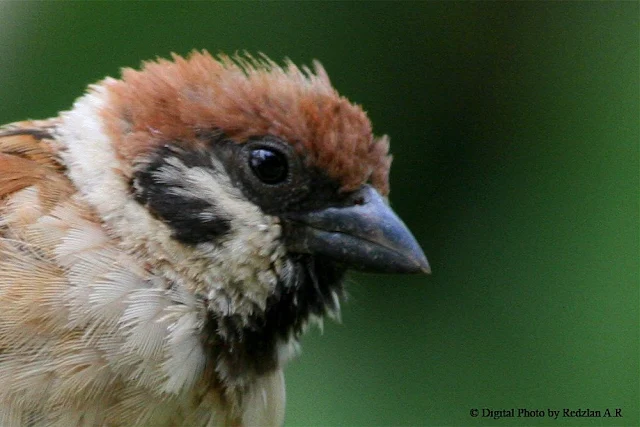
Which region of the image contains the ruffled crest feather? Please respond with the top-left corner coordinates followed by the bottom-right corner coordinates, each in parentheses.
top-left (100, 50), bottom-right (391, 194)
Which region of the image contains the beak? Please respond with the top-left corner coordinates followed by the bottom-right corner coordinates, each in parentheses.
top-left (282, 185), bottom-right (430, 274)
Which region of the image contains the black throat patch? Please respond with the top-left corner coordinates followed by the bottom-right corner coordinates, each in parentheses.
top-left (202, 255), bottom-right (347, 380)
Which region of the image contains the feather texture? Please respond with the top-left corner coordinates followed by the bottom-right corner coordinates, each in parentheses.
top-left (0, 124), bottom-right (254, 426)
top-left (0, 51), bottom-right (424, 426)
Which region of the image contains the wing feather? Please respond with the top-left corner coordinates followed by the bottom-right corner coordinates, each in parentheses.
top-left (0, 122), bottom-right (73, 212)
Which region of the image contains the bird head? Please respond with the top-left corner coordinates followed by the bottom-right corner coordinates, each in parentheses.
top-left (58, 51), bottom-right (429, 383)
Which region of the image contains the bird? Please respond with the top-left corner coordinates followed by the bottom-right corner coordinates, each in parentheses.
top-left (0, 51), bottom-right (429, 427)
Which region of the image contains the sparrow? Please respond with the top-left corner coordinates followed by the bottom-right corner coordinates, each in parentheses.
top-left (0, 51), bottom-right (429, 427)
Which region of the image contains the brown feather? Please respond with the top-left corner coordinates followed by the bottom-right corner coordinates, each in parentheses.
top-left (0, 127), bottom-right (74, 211)
top-left (101, 51), bottom-right (391, 194)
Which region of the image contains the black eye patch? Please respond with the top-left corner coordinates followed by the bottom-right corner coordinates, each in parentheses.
top-left (212, 135), bottom-right (345, 215)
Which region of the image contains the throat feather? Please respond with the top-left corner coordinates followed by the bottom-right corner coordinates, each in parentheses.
top-left (202, 255), bottom-right (346, 382)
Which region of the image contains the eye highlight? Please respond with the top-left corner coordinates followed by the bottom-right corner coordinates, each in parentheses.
top-left (249, 148), bottom-right (289, 184)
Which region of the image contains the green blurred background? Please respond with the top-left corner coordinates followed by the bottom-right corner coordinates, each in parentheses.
top-left (0, 2), bottom-right (637, 426)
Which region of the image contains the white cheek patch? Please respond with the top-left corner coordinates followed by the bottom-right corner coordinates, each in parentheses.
top-left (154, 156), bottom-right (257, 230)
top-left (150, 155), bottom-right (285, 314)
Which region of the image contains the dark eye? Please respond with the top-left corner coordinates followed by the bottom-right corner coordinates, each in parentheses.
top-left (249, 148), bottom-right (289, 184)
